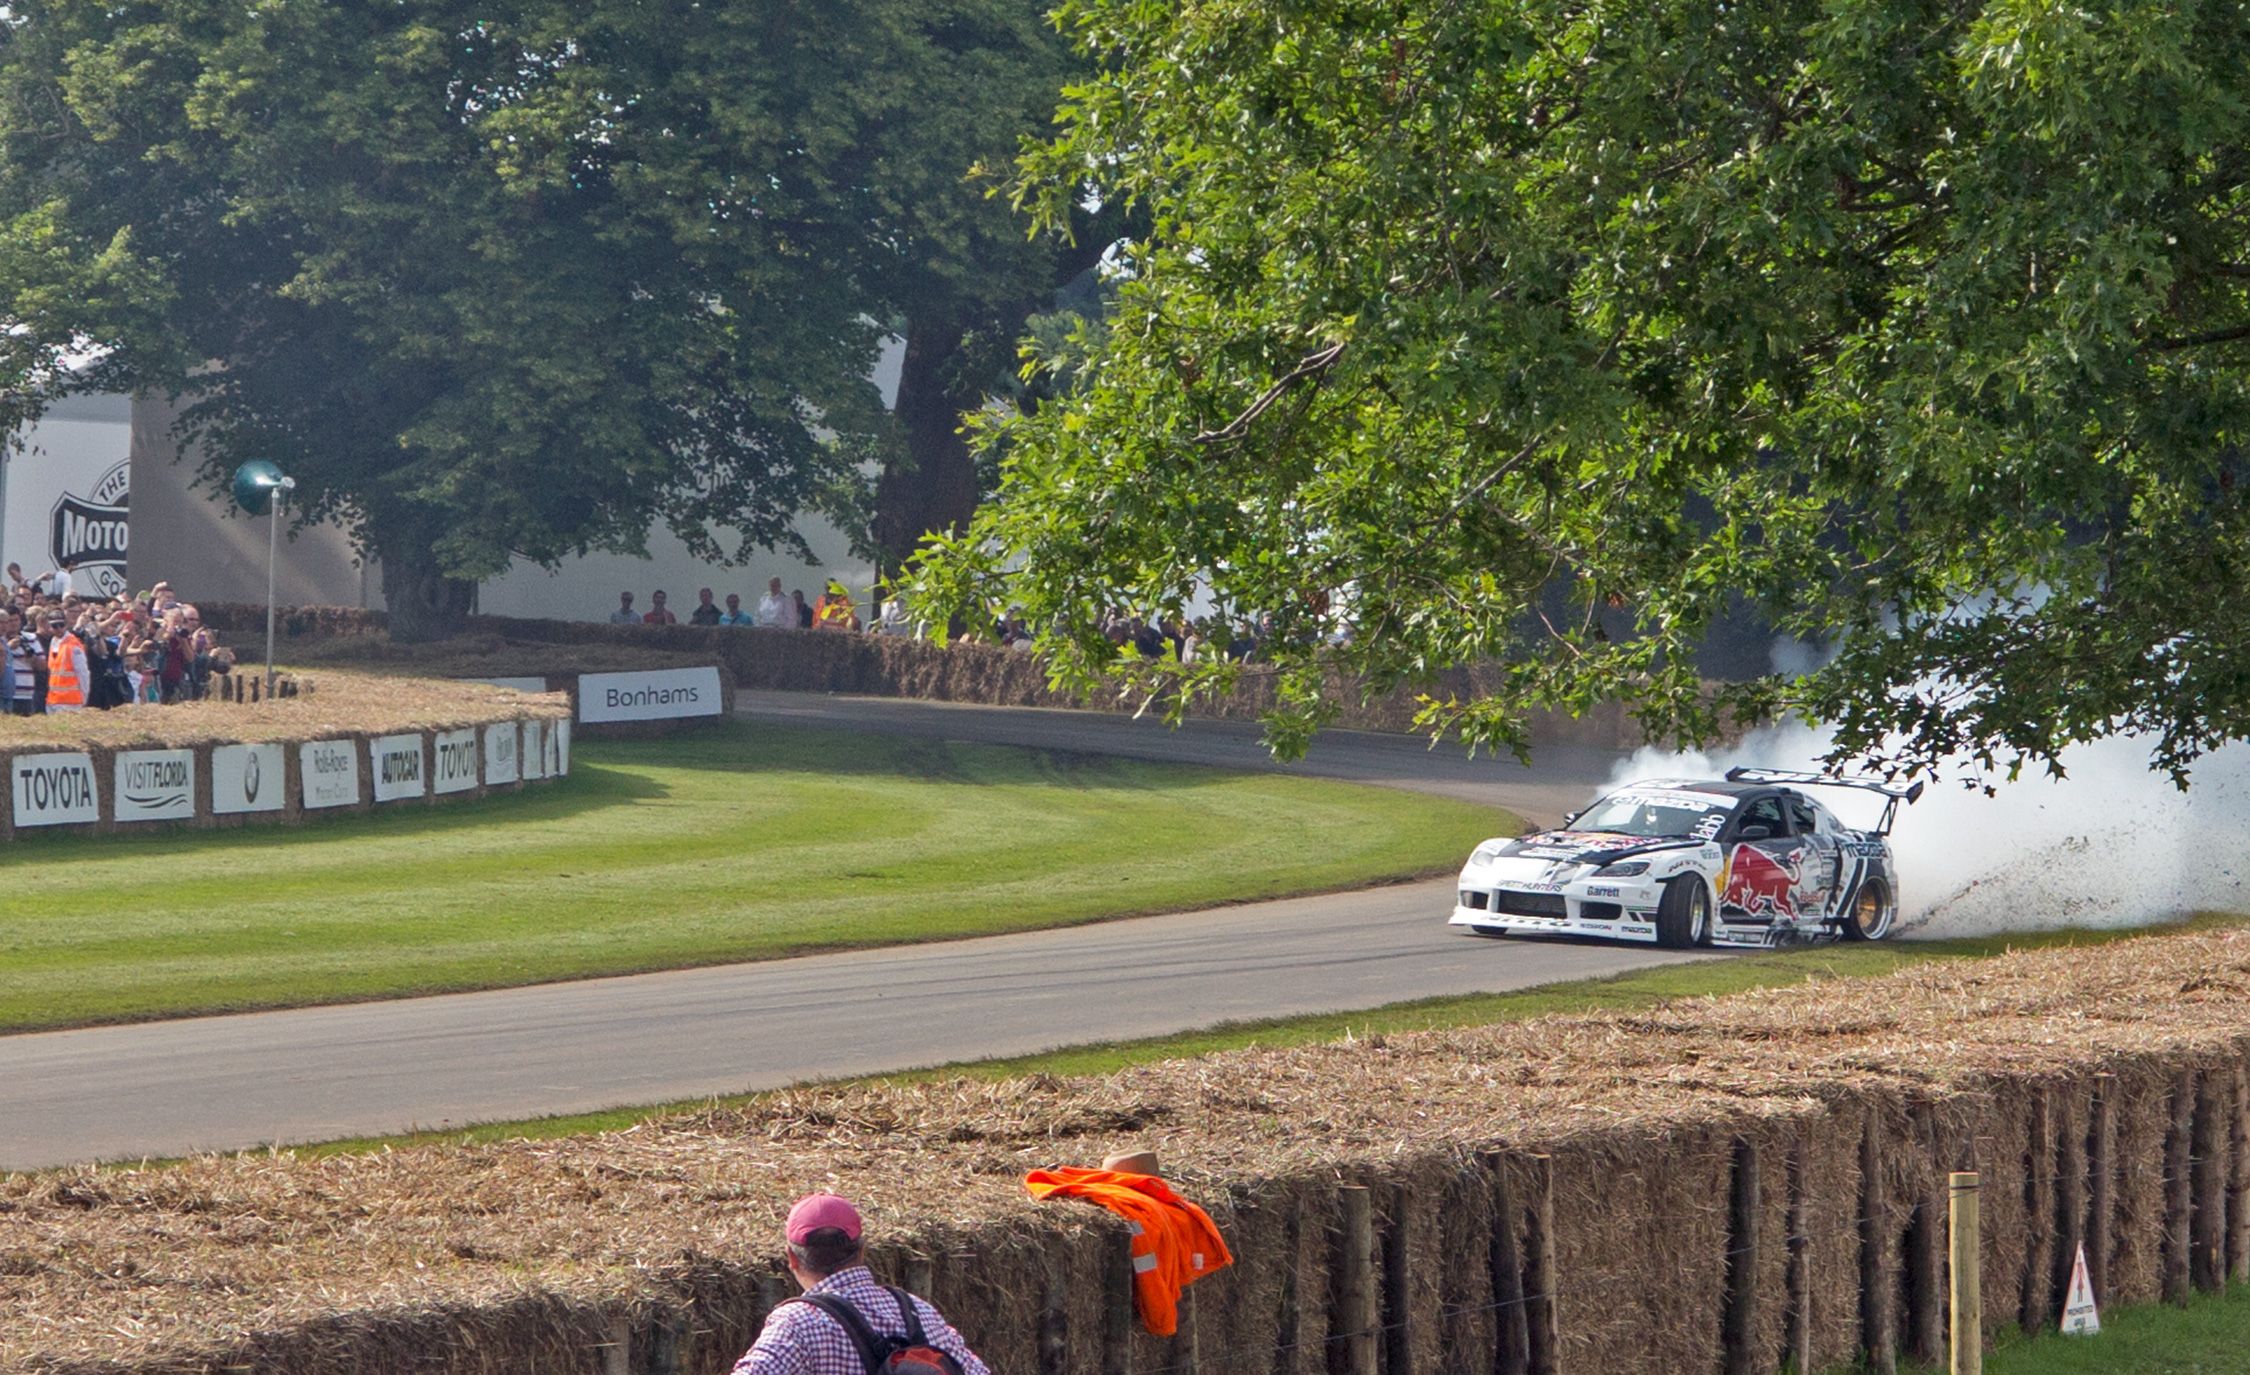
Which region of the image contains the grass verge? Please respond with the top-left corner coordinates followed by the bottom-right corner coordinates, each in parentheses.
top-left (288, 914), bottom-right (2238, 1159)
top-left (1885, 1281), bottom-right (2250, 1373)
top-left (0, 721), bottom-right (1506, 1033)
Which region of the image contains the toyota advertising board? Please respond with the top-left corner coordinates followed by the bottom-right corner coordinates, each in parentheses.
top-left (113, 749), bottom-right (196, 824)
top-left (11, 751), bottom-right (99, 827)
top-left (577, 667), bottom-right (723, 723)
top-left (432, 728), bottom-right (480, 795)
top-left (212, 743), bottom-right (286, 815)
top-left (369, 734), bottom-right (427, 803)
top-left (299, 740), bottom-right (361, 810)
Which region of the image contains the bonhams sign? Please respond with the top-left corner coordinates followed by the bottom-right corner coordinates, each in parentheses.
top-left (12, 751), bottom-right (99, 827)
top-left (50, 460), bottom-right (131, 599)
top-left (577, 667), bottom-right (724, 723)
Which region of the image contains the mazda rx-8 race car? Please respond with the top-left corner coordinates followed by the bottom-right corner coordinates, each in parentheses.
top-left (1450, 768), bottom-right (1922, 949)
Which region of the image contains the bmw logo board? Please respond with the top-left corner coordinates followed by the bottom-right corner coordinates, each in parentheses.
top-left (211, 744), bottom-right (286, 815)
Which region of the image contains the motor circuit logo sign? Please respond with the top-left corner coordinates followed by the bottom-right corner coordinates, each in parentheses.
top-left (299, 739), bottom-right (361, 810)
top-left (577, 667), bottom-right (723, 723)
top-left (211, 743), bottom-right (285, 815)
top-left (114, 749), bottom-right (195, 823)
top-left (369, 734), bottom-right (426, 804)
top-left (48, 459), bottom-right (130, 598)
top-left (10, 751), bottom-right (99, 827)
top-left (484, 720), bottom-right (520, 786)
top-left (1720, 844), bottom-right (1804, 918)
top-left (433, 728), bottom-right (479, 795)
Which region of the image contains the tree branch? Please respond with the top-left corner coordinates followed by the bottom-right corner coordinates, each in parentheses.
top-left (2149, 322), bottom-right (2250, 351)
top-left (1192, 343), bottom-right (1348, 444)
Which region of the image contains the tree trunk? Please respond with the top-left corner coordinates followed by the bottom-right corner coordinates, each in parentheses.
top-left (871, 317), bottom-right (983, 573)
top-left (375, 532), bottom-right (477, 643)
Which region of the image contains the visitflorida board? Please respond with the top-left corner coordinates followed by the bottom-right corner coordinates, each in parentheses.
top-left (212, 743), bottom-right (285, 815)
top-left (578, 666), bottom-right (723, 723)
top-left (300, 739), bottom-right (361, 810)
top-left (370, 733), bottom-right (427, 803)
top-left (114, 749), bottom-right (195, 823)
top-left (11, 751), bottom-right (99, 827)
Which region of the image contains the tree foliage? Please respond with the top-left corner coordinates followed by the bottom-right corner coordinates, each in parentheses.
top-left (0, 0), bottom-right (1075, 637)
top-left (913, 0), bottom-right (2250, 782)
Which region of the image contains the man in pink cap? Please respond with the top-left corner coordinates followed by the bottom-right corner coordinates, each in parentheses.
top-left (730, 1192), bottom-right (989, 1374)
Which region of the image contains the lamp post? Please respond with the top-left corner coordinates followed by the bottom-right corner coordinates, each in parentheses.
top-left (230, 461), bottom-right (295, 696)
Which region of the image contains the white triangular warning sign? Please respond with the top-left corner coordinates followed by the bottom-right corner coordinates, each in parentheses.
top-left (2061, 1241), bottom-right (2101, 1336)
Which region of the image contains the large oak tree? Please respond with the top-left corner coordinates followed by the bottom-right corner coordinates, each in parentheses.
top-left (915, 0), bottom-right (2250, 781)
top-left (0, 0), bottom-right (1079, 638)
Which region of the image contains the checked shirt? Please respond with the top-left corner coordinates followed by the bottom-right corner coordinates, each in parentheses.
top-left (730, 1266), bottom-right (990, 1375)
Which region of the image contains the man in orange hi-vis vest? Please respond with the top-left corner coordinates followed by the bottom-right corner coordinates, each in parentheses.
top-left (44, 613), bottom-right (89, 712)
top-left (812, 580), bottom-right (860, 632)
top-left (1024, 1152), bottom-right (1233, 1337)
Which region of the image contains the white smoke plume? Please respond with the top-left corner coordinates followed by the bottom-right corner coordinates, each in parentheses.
top-left (1605, 718), bottom-right (2250, 938)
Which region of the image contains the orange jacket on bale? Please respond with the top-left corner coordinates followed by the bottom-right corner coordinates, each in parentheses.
top-left (1023, 1167), bottom-right (1233, 1336)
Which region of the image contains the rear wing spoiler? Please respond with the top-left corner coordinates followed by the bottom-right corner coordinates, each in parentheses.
top-left (1723, 767), bottom-right (1926, 835)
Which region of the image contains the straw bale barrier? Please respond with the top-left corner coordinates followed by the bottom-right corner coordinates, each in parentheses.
top-left (192, 602), bottom-right (1661, 748)
top-left (0, 670), bottom-right (571, 841)
top-left (10, 926), bottom-right (2250, 1374)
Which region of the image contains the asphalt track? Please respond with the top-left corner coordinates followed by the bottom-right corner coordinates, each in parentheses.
top-left (0, 695), bottom-right (1695, 1171)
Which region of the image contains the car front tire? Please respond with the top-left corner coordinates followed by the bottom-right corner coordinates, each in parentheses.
top-left (1655, 876), bottom-right (1711, 949)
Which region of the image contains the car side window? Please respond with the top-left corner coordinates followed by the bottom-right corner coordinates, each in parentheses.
top-left (1734, 796), bottom-right (1786, 836)
top-left (1786, 796), bottom-right (1818, 835)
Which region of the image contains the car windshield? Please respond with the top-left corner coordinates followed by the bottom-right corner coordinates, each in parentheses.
top-left (1573, 791), bottom-right (1724, 838)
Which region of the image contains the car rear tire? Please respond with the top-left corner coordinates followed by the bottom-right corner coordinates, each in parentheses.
top-left (1841, 879), bottom-right (1896, 941)
top-left (1655, 877), bottom-right (1711, 949)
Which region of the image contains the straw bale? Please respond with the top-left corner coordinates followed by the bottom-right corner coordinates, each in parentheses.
top-left (1973, 1080), bottom-right (2036, 1341)
top-left (1172, 1177), bottom-right (1303, 1375)
top-left (2102, 1057), bottom-right (2180, 1304)
top-left (1794, 1097), bottom-right (1870, 1373)
top-left (1539, 1123), bottom-right (1733, 1375)
top-left (17, 927), bottom-right (2250, 1374)
top-left (1431, 1161), bottom-right (1498, 1375)
top-left (1723, 1114), bottom-right (1804, 1373)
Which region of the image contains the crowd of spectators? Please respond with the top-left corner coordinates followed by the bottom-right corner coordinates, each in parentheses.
top-left (595, 578), bottom-right (1291, 665)
top-left (602, 577), bottom-right (913, 638)
top-left (1, 560), bottom-right (235, 715)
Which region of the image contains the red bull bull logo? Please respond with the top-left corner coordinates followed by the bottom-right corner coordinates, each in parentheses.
top-left (1721, 844), bottom-right (1804, 919)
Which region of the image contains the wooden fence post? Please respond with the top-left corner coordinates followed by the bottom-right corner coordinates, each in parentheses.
top-left (1526, 1155), bottom-right (1560, 1375)
top-left (1103, 1233), bottom-right (1134, 1375)
top-left (1338, 1185), bottom-right (1378, 1375)
top-left (2090, 1075), bottom-right (2115, 1304)
top-left (2165, 1076), bottom-right (2196, 1305)
top-left (1721, 1138), bottom-right (1761, 1375)
top-left (1490, 1161), bottom-right (1531, 1375)
top-left (1949, 1172), bottom-right (1982, 1375)
top-left (1787, 1137), bottom-right (1813, 1375)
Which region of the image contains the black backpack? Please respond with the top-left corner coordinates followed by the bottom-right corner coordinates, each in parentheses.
top-left (786, 1286), bottom-right (965, 1375)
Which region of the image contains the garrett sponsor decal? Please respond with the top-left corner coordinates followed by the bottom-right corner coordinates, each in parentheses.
top-left (1585, 885), bottom-right (1622, 897)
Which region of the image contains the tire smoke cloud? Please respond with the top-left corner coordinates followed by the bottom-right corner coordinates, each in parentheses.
top-left (1604, 721), bottom-right (2250, 937)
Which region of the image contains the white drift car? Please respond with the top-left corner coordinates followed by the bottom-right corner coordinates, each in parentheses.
top-left (1450, 768), bottom-right (1921, 949)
